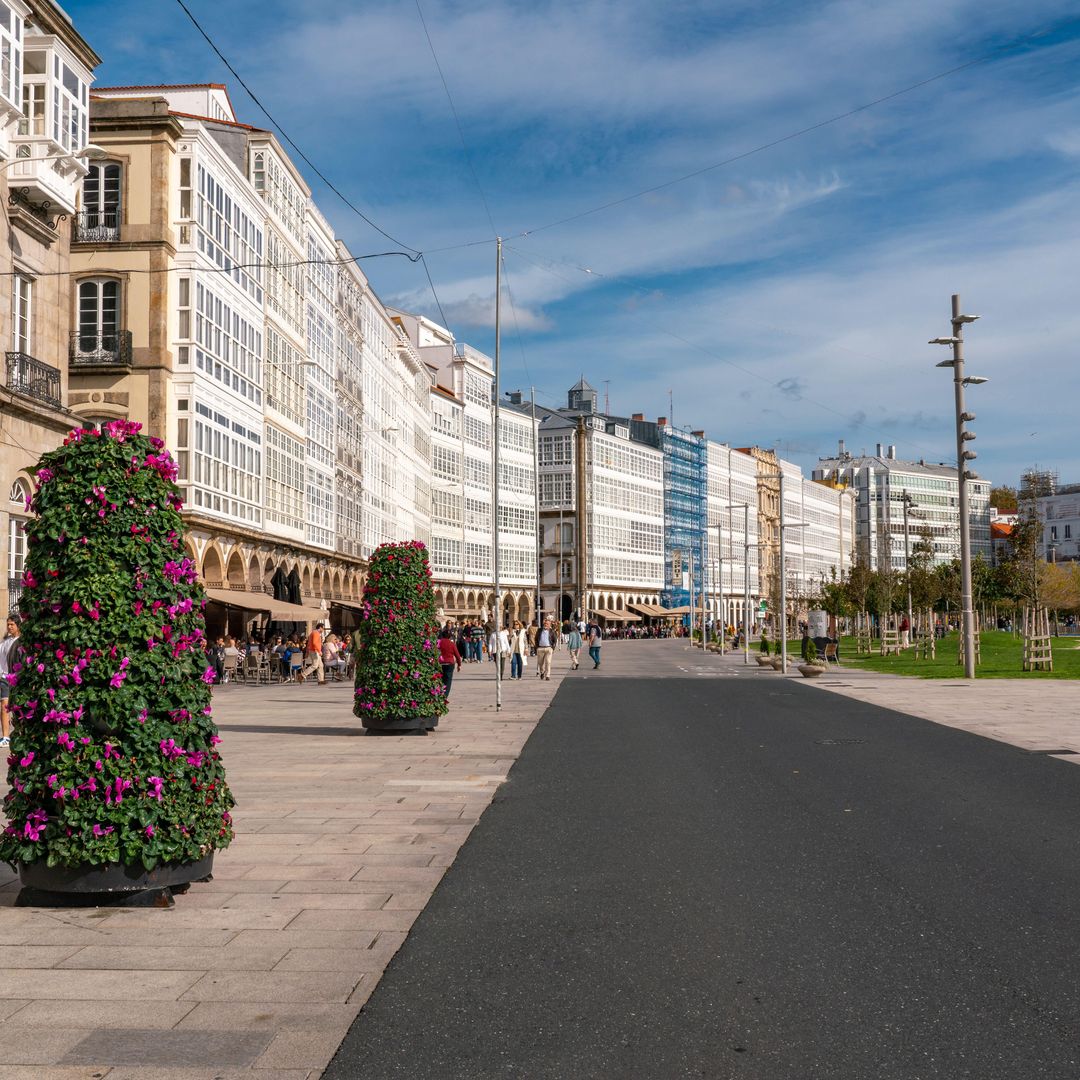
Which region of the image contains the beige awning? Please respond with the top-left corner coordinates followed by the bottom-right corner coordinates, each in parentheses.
top-left (593, 608), bottom-right (641, 622)
top-left (628, 602), bottom-right (684, 619)
top-left (203, 588), bottom-right (316, 622)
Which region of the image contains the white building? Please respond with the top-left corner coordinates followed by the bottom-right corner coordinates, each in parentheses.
top-left (1038, 484), bottom-right (1080, 563)
top-left (814, 441), bottom-right (991, 571)
top-left (780, 459), bottom-right (856, 599)
top-left (73, 83), bottom-right (432, 633)
top-left (394, 312), bottom-right (538, 626)
top-left (705, 442), bottom-right (761, 630)
top-left (538, 381), bottom-right (665, 624)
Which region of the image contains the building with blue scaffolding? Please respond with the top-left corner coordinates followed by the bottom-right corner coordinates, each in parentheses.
top-left (629, 417), bottom-right (708, 614)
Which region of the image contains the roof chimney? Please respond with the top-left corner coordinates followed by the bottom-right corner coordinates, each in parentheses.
top-left (506, 390), bottom-right (522, 406)
top-left (876, 442), bottom-right (884, 457)
top-left (657, 416), bottom-right (667, 427)
top-left (887, 444), bottom-right (896, 460)
top-left (631, 413), bottom-right (644, 422)
top-left (691, 429), bottom-right (704, 438)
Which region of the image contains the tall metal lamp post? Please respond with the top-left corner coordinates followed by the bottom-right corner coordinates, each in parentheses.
top-left (930, 294), bottom-right (988, 680)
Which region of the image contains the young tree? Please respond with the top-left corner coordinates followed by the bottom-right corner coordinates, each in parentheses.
top-left (352, 541), bottom-right (447, 733)
top-left (0, 422), bottom-right (233, 888)
top-left (989, 486), bottom-right (1018, 512)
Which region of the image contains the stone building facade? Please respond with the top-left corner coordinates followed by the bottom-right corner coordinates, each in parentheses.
top-left (1, 0), bottom-right (100, 617)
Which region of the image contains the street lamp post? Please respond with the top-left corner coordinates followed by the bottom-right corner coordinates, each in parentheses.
top-left (901, 489), bottom-right (918, 639)
top-left (930, 294), bottom-right (987, 680)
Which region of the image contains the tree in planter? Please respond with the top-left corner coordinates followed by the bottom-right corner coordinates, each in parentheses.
top-left (0, 421), bottom-right (233, 891)
top-left (352, 541), bottom-right (446, 733)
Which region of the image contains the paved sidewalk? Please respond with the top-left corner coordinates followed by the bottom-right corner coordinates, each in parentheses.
top-left (0, 657), bottom-right (563, 1079)
top-left (751, 653), bottom-right (1080, 758)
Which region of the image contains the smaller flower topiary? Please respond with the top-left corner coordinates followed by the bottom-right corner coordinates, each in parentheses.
top-left (759, 634), bottom-right (770, 655)
top-left (0, 421), bottom-right (233, 878)
top-left (352, 541), bottom-right (446, 733)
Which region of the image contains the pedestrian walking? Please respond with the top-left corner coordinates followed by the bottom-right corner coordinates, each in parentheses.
top-left (509, 620), bottom-right (529, 679)
top-left (301, 623), bottom-right (327, 685)
top-left (437, 628), bottom-right (463, 699)
top-left (489, 624), bottom-right (510, 680)
top-left (587, 621), bottom-right (603, 669)
top-left (566, 620), bottom-right (583, 670)
top-left (0, 615), bottom-right (21, 748)
top-left (536, 619), bottom-right (556, 681)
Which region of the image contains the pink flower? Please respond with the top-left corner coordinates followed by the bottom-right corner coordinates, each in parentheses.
top-left (144, 824), bottom-right (155, 838)
top-left (201, 666), bottom-right (216, 684)
top-left (19, 751), bottom-right (33, 767)
top-left (92, 823), bottom-right (114, 837)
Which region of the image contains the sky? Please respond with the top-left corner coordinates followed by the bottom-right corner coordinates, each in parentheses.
top-left (67, 0), bottom-right (1080, 488)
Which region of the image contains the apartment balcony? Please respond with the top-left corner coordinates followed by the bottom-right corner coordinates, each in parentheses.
top-left (69, 331), bottom-right (133, 368)
top-left (73, 209), bottom-right (120, 243)
top-left (6, 352), bottom-right (61, 409)
top-left (7, 138), bottom-right (86, 218)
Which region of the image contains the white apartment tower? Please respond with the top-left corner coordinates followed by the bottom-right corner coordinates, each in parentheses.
top-left (814, 441), bottom-right (991, 571)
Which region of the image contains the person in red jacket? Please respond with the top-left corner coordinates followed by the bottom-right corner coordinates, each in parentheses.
top-left (437, 627), bottom-right (463, 700)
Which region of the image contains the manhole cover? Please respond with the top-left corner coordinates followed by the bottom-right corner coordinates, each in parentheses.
top-left (815, 738), bottom-right (865, 746)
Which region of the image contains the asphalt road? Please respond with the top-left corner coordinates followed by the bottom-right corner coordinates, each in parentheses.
top-left (325, 671), bottom-right (1080, 1079)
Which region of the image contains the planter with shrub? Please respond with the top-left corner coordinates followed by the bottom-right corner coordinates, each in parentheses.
top-left (352, 541), bottom-right (447, 734)
top-left (0, 422), bottom-right (233, 904)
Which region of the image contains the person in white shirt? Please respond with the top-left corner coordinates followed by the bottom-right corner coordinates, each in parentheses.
top-left (508, 621), bottom-right (529, 679)
top-left (489, 624), bottom-right (511, 680)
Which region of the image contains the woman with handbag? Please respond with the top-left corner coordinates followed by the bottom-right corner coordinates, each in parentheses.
top-left (508, 620), bottom-right (529, 680)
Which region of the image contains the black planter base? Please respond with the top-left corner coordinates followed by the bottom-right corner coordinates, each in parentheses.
top-left (361, 714), bottom-right (435, 734)
top-left (15, 854), bottom-right (214, 908)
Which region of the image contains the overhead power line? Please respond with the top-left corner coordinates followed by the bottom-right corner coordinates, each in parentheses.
top-left (173, 0), bottom-right (418, 255)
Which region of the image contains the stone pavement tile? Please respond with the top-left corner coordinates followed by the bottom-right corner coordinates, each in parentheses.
top-left (229, 928), bottom-right (378, 952)
top-left (12, 927), bottom-right (239, 949)
top-left (253, 1028), bottom-right (349, 1072)
top-left (0, 945), bottom-right (85, 968)
top-left (208, 892), bottom-right (391, 911)
top-left (4, 1000), bottom-right (196, 1029)
top-left (275, 879), bottom-right (417, 895)
top-left (0, 1068), bottom-right (110, 1080)
top-left (293, 851), bottom-right (431, 867)
top-left (57, 943), bottom-right (290, 971)
top-left (381, 892), bottom-right (430, 910)
top-left (347, 865), bottom-right (446, 884)
top-left (204, 862), bottom-right (260, 880)
top-left (195, 879), bottom-right (290, 895)
top-left (174, 1002), bottom-right (359, 1031)
top-left (0, 1004), bottom-right (29, 1023)
top-left (101, 1070), bottom-right (310, 1080)
top-left (0, 969), bottom-right (202, 1001)
top-left (242, 864), bottom-right (363, 881)
top-left (89, 909), bottom-right (296, 931)
top-left (180, 970), bottom-right (361, 1004)
top-left (272, 947), bottom-right (400, 974)
top-left (284, 908), bottom-right (420, 933)
top-left (0, 1026), bottom-right (94, 1065)
top-left (60, 1030), bottom-right (272, 1068)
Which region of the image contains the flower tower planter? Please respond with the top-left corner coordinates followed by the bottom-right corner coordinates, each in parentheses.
top-left (353, 541), bottom-right (446, 734)
top-left (0, 422), bottom-right (233, 906)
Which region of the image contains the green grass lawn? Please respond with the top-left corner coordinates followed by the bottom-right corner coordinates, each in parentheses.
top-left (831, 630), bottom-right (1080, 679)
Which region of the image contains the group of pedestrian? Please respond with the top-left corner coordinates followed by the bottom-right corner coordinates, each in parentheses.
top-left (435, 615), bottom-right (605, 700)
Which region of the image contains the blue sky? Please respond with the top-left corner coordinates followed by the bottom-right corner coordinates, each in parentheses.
top-left (70, 0), bottom-right (1080, 488)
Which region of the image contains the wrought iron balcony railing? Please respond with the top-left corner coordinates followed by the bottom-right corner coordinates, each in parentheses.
top-left (7, 576), bottom-right (24, 614)
top-left (5, 351), bottom-right (61, 409)
top-left (73, 209), bottom-right (120, 243)
top-left (69, 330), bottom-right (133, 367)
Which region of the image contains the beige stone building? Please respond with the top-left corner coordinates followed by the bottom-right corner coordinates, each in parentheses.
top-left (1, 0), bottom-right (100, 616)
top-left (66, 87), bottom-right (374, 638)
